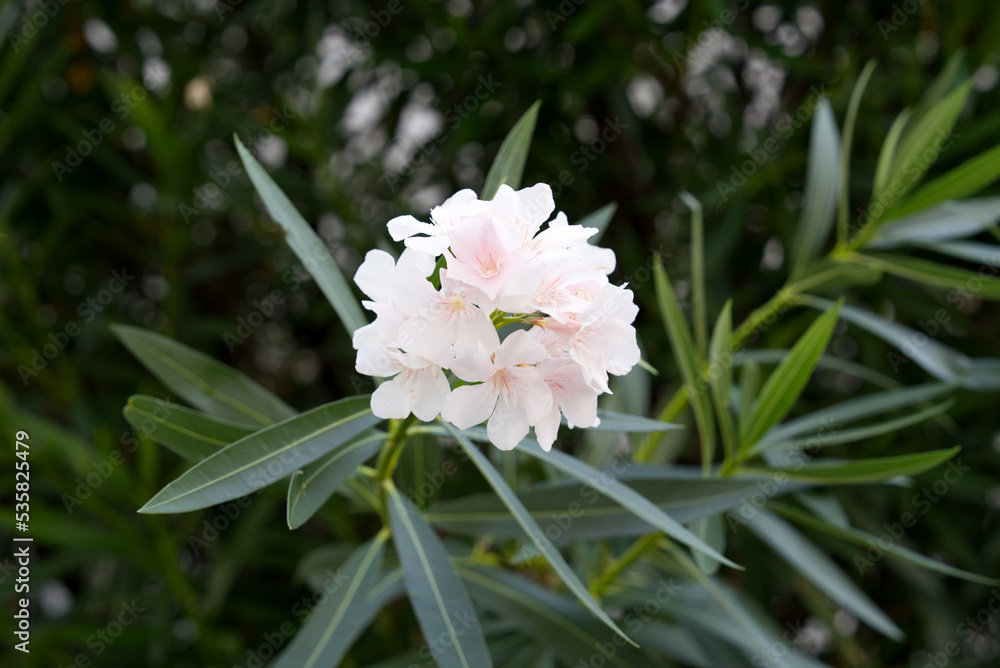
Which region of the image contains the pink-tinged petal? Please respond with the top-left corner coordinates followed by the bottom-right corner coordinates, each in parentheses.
top-left (354, 250), bottom-right (396, 302)
top-left (450, 338), bottom-right (499, 383)
top-left (494, 329), bottom-right (548, 369)
top-left (533, 404), bottom-right (561, 452)
top-left (409, 367), bottom-right (451, 421)
top-left (441, 383), bottom-right (497, 430)
top-left (387, 215), bottom-right (436, 242)
top-left (487, 394), bottom-right (531, 451)
top-left (370, 370), bottom-right (417, 419)
top-left (507, 365), bottom-right (554, 425)
top-left (540, 358), bottom-right (598, 428)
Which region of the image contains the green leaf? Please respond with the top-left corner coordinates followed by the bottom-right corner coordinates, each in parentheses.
top-left (513, 435), bottom-right (738, 568)
top-left (837, 59), bottom-right (878, 246)
top-left (867, 196), bottom-right (1000, 249)
top-left (708, 301), bottom-right (737, 460)
top-left (385, 483), bottom-right (493, 668)
top-left (790, 97), bottom-right (840, 280)
top-left (881, 81), bottom-right (972, 214)
top-left (739, 302), bottom-right (841, 451)
top-left (271, 533), bottom-right (388, 668)
top-left (848, 252), bottom-right (1000, 300)
top-left (577, 202), bottom-right (617, 244)
top-left (481, 101), bottom-right (541, 200)
top-left (770, 502), bottom-right (1000, 586)
top-left (425, 466), bottom-right (808, 542)
top-left (286, 429), bottom-right (385, 529)
top-left (872, 108), bottom-right (912, 200)
top-left (139, 396), bottom-right (380, 513)
top-left (914, 240), bottom-right (1000, 266)
top-left (690, 514), bottom-right (725, 576)
top-left (587, 410), bottom-right (682, 433)
top-left (745, 510), bottom-right (904, 640)
top-left (893, 142), bottom-right (1000, 218)
top-left (456, 563), bottom-right (651, 668)
top-left (445, 423), bottom-right (636, 645)
top-left (653, 257), bottom-right (716, 470)
top-left (751, 383), bottom-right (955, 453)
top-left (680, 192), bottom-right (708, 357)
top-left (234, 135), bottom-right (367, 334)
top-left (112, 324), bottom-right (295, 426)
top-left (742, 446), bottom-right (961, 485)
top-left (754, 399), bottom-right (955, 455)
top-left (123, 395), bottom-right (255, 461)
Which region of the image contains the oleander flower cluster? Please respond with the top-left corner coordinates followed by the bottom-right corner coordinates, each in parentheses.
top-left (352, 183), bottom-right (640, 451)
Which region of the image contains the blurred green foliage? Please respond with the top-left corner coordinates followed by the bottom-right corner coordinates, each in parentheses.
top-left (2, 0), bottom-right (1000, 666)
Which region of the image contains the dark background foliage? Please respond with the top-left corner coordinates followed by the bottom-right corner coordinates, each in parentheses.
top-left (1, 0), bottom-right (999, 666)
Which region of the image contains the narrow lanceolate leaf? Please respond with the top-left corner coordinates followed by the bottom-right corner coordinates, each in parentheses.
top-left (445, 423), bottom-right (636, 646)
top-left (577, 202), bottom-right (617, 244)
top-left (745, 510), bottom-right (904, 641)
top-left (287, 429), bottom-right (386, 529)
top-left (880, 81), bottom-right (972, 214)
top-left (386, 484), bottom-right (492, 668)
top-left (690, 514), bottom-right (725, 576)
top-left (426, 467), bottom-right (808, 542)
top-left (456, 563), bottom-right (651, 668)
top-left (511, 433), bottom-right (738, 568)
top-left (915, 240), bottom-right (1000, 267)
top-left (752, 383), bottom-right (955, 453)
top-left (708, 301), bottom-right (737, 458)
top-left (739, 303), bottom-right (841, 451)
top-left (271, 533), bottom-right (388, 668)
top-left (872, 108), bottom-right (912, 201)
top-left (893, 142), bottom-right (1000, 219)
top-left (837, 59), bottom-right (877, 245)
top-left (790, 97), bottom-right (840, 280)
top-left (653, 257), bottom-right (716, 469)
top-left (234, 135), bottom-right (366, 334)
top-left (113, 324), bottom-right (295, 426)
top-left (848, 252), bottom-right (1000, 300)
top-left (742, 446), bottom-right (961, 485)
top-left (481, 100), bottom-right (540, 200)
top-left (123, 395), bottom-right (255, 461)
top-left (587, 409), bottom-right (682, 433)
top-left (139, 396), bottom-right (380, 514)
top-left (866, 196), bottom-right (1000, 249)
top-left (770, 502), bottom-right (1000, 586)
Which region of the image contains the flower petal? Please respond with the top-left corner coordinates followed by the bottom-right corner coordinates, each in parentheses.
top-left (441, 383), bottom-right (497, 430)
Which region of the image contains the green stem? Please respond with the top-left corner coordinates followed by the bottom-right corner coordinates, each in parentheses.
top-left (589, 532), bottom-right (662, 599)
top-left (634, 386), bottom-right (690, 463)
top-left (375, 414), bottom-right (417, 522)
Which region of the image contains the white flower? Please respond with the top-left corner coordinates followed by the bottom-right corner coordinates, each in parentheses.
top-left (353, 182), bottom-right (641, 451)
top-left (441, 330), bottom-right (553, 451)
